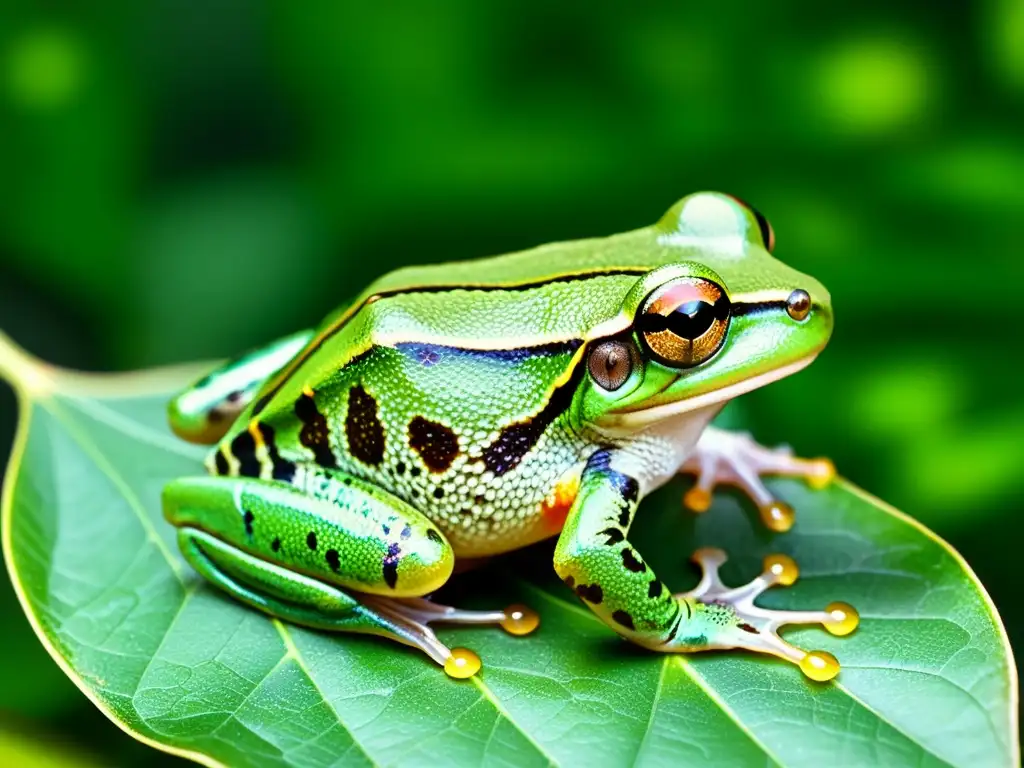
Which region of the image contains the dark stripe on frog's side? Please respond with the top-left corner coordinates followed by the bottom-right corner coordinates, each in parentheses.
top-left (221, 423), bottom-right (296, 482)
top-left (270, 338), bottom-right (581, 476)
top-left (229, 430), bottom-right (261, 477)
top-left (295, 389), bottom-right (338, 469)
top-left (480, 345), bottom-right (588, 476)
top-left (407, 416), bottom-right (460, 473)
top-left (395, 340), bottom-right (580, 366)
top-left (225, 296), bottom-right (782, 477)
top-left (262, 423), bottom-right (297, 482)
top-left (251, 267), bottom-right (649, 416)
top-left (346, 385), bottom-right (386, 466)
top-left (214, 448), bottom-right (230, 475)
top-left (396, 340), bottom-right (583, 473)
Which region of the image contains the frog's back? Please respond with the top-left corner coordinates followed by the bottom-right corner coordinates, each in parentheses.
top-left (247, 227), bottom-right (668, 421)
top-left (228, 195), bottom-right (788, 432)
top-left (356, 226), bottom-right (670, 342)
top-left (354, 206), bottom-right (787, 342)
top-left (368, 226), bottom-right (661, 295)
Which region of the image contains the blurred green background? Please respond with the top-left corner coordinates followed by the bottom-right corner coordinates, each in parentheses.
top-left (0, 1), bottom-right (1022, 763)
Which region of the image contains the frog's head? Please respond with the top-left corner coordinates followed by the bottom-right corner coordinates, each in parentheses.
top-left (579, 192), bottom-right (833, 435)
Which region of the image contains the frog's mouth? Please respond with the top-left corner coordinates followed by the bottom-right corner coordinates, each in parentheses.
top-left (596, 354), bottom-right (817, 434)
top-left (591, 285), bottom-right (832, 436)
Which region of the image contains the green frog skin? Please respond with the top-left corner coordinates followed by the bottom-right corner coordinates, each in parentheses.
top-left (163, 192), bottom-right (858, 682)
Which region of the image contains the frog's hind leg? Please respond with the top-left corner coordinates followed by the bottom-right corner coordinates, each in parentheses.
top-left (178, 527), bottom-right (487, 675)
top-left (165, 474), bottom-right (537, 677)
top-left (358, 597), bottom-right (539, 678)
top-left (169, 329), bottom-right (313, 444)
top-left (680, 426), bottom-right (836, 532)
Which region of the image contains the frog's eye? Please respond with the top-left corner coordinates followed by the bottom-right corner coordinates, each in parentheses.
top-left (637, 278), bottom-right (731, 368)
top-left (588, 340), bottom-right (635, 391)
top-left (728, 195), bottom-right (775, 252)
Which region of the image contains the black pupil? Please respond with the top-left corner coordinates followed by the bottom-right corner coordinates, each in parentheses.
top-left (643, 297), bottom-right (727, 340)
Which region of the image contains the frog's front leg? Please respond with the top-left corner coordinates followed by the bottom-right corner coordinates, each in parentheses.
top-left (163, 474), bottom-right (537, 678)
top-left (554, 450), bottom-right (857, 681)
top-left (679, 426), bottom-right (836, 532)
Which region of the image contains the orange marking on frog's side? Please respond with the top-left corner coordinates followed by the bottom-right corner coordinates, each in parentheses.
top-left (541, 471), bottom-right (581, 532)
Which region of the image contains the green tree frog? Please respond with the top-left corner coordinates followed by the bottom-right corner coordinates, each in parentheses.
top-left (163, 192), bottom-right (858, 682)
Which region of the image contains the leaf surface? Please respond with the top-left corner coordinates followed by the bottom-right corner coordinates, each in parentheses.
top-left (0, 335), bottom-right (1016, 768)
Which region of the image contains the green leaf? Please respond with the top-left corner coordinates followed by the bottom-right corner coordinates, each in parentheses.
top-left (0, 332), bottom-right (1016, 768)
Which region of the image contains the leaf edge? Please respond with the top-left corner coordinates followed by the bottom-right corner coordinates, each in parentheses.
top-left (0, 332), bottom-right (1018, 768)
top-left (0, 344), bottom-right (229, 768)
top-left (834, 477), bottom-right (1020, 761)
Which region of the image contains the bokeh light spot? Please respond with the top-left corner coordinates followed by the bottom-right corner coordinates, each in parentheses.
top-left (987, 0), bottom-right (1024, 89)
top-left (893, 143), bottom-right (1024, 210)
top-left (5, 29), bottom-right (84, 110)
top-left (815, 36), bottom-right (933, 137)
top-left (847, 360), bottom-right (962, 437)
top-left (902, 413), bottom-right (1024, 515)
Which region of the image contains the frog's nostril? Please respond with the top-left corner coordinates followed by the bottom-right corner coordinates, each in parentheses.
top-left (785, 289), bottom-right (812, 322)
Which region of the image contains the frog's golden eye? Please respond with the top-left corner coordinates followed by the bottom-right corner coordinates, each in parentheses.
top-left (588, 340), bottom-right (634, 391)
top-left (637, 278), bottom-right (731, 368)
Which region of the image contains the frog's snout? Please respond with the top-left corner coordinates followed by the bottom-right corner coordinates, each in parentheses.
top-left (783, 285), bottom-right (833, 338)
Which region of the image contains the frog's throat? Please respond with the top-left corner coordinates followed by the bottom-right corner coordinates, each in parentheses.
top-left (595, 355), bottom-right (816, 434)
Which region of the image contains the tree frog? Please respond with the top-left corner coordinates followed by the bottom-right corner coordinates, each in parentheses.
top-left (163, 192), bottom-right (858, 682)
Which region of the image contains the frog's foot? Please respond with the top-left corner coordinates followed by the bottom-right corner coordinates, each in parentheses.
top-left (679, 547), bottom-right (858, 681)
top-left (361, 596), bottom-right (539, 678)
top-left (680, 428), bottom-right (835, 532)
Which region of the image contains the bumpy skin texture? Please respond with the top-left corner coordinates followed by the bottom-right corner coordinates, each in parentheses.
top-left (164, 191), bottom-right (839, 668)
top-left (207, 193), bottom-right (829, 555)
top-left (166, 474), bottom-right (453, 596)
